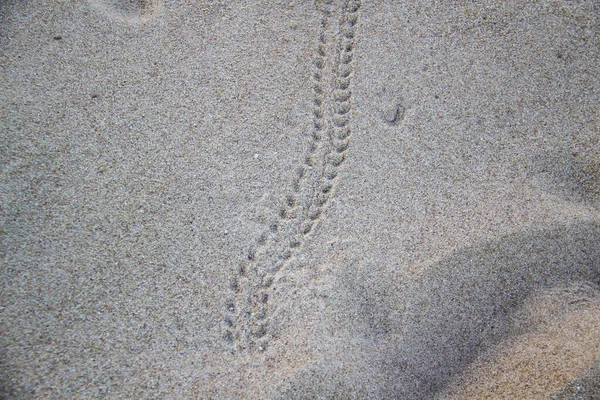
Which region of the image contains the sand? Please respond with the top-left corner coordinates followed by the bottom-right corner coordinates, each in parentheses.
top-left (1, 0), bottom-right (599, 398)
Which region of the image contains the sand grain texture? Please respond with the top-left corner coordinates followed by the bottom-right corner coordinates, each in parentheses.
top-left (1, 0), bottom-right (599, 398)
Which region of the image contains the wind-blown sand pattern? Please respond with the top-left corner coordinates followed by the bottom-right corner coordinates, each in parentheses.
top-left (1, 0), bottom-right (599, 398)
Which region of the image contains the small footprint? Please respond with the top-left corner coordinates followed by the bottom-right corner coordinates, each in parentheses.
top-left (88, 0), bottom-right (161, 24)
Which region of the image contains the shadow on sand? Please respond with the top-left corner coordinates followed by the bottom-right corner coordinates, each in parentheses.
top-left (379, 221), bottom-right (600, 398)
top-left (273, 221), bottom-right (600, 398)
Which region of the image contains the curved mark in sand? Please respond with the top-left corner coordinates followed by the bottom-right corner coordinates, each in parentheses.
top-left (269, 222), bottom-right (600, 398)
top-left (87, 0), bottom-right (161, 24)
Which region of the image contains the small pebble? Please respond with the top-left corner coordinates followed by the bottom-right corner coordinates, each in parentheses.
top-left (384, 104), bottom-right (399, 123)
top-left (383, 102), bottom-right (405, 123)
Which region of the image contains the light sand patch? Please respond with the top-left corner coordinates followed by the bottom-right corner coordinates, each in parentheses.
top-left (440, 282), bottom-right (600, 399)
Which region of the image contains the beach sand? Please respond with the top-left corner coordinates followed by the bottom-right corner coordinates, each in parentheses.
top-left (1, 0), bottom-right (599, 398)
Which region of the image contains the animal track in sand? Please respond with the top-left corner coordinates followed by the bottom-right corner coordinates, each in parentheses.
top-left (223, 0), bottom-right (361, 354)
top-left (88, 0), bottom-right (161, 24)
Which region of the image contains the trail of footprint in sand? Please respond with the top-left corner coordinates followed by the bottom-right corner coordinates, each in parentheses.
top-left (223, 0), bottom-right (361, 354)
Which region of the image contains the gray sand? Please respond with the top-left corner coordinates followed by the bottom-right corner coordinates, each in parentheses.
top-left (1, 0), bottom-right (599, 398)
